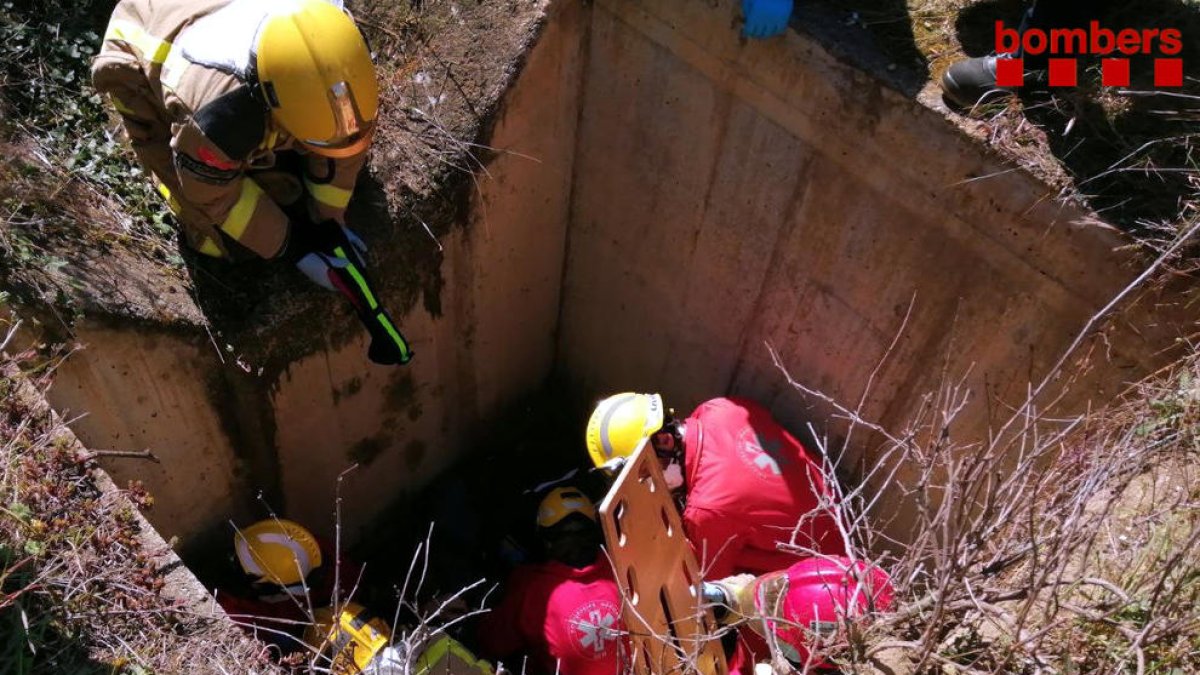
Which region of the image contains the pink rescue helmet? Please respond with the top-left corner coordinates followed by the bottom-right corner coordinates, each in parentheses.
top-left (750, 556), bottom-right (894, 668)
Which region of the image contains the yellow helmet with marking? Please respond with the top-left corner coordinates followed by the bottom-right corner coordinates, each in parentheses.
top-left (255, 0), bottom-right (378, 158)
top-left (234, 519), bottom-right (322, 587)
top-left (585, 392), bottom-right (664, 468)
top-left (304, 603), bottom-right (391, 674)
top-left (537, 487), bottom-right (597, 529)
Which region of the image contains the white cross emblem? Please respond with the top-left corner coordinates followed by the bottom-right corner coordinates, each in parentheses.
top-left (571, 603), bottom-right (619, 657)
top-left (740, 428), bottom-right (788, 477)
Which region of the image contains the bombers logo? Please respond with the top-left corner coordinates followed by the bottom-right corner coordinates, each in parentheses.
top-left (568, 599), bottom-right (620, 659)
top-left (994, 20), bottom-right (1185, 88)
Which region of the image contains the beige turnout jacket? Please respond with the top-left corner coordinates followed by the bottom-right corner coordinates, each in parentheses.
top-left (91, 0), bottom-right (367, 259)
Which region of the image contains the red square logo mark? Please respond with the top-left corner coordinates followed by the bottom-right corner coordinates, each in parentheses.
top-left (1102, 58), bottom-right (1130, 87)
top-left (1048, 58), bottom-right (1077, 87)
top-left (995, 57), bottom-right (1024, 87)
top-left (1156, 58), bottom-right (1184, 87)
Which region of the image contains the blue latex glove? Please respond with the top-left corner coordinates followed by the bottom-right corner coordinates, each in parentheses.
top-left (742, 0), bottom-right (793, 39)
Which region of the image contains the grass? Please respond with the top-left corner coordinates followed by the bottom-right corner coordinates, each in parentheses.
top-left (2, 1), bottom-right (1199, 672)
top-left (0, 320), bottom-right (270, 674)
top-left (760, 337), bottom-right (1200, 674)
top-left (1042, 369), bottom-right (1200, 673)
top-left (817, 0), bottom-right (1200, 251)
top-left (0, 0), bottom-right (179, 310)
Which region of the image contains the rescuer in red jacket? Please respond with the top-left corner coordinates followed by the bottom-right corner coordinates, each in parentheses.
top-left (704, 555), bottom-right (894, 673)
top-left (586, 394), bottom-right (846, 579)
top-left (478, 487), bottom-right (626, 675)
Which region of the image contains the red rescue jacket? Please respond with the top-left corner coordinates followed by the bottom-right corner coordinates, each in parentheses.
top-left (478, 552), bottom-right (626, 675)
top-left (682, 398), bottom-right (846, 579)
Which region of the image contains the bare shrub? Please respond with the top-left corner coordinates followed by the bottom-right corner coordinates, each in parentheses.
top-left (758, 281), bottom-right (1200, 672)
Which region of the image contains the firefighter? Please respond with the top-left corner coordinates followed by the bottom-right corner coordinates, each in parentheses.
top-left (304, 602), bottom-right (393, 674)
top-left (91, 0), bottom-right (410, 364)
top-left (478, 487), bottom-right (626, 675)
top-left (586, 394), bottom-right (846, 579)
top-left (941, 0), bottom-right (1121, 108)
top-left (704, 556), bottom-right (894, 673)
top-left (216, 519), bottom-right (362, 651)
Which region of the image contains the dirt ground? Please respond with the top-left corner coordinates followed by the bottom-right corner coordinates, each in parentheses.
top-left (798, 0), bottom-right (1200, 248)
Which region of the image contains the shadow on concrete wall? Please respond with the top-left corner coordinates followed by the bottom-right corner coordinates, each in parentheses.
top-left (794, 0), bottom-right (929, 97)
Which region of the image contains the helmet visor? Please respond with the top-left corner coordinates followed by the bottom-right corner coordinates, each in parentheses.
top-left (299, 80), bottom-right (376, 158)
top-left (300, 121), bottom-right (375, 158)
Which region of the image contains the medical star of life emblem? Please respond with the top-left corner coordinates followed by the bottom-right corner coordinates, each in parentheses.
top-left (736, 426), bottom-right (790, 477)
top-left (569, 599), bottom-right (620, 658)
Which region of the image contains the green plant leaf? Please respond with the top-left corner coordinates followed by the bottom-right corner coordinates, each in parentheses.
top-left (9, 503), bottom-right (32, 522)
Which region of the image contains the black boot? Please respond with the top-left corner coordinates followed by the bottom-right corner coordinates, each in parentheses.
top-left (941, 55), bottom-right (1017, 109)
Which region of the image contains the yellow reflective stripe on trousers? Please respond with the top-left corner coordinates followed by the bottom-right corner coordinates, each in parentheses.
top-left (155, 182), bottom-right (181, 213)
top-left (414, 636), bottom-right (491, 675)
top-left (104, 19), bottom-right (171, 64)
top-left (334, 246), bottom-right (379, 311)
top-left (157, 184), bottom-right (223, 257)
top-left (109, 95), bottom-right (135, 115)
top-left (197, 238), bottom-right (223, 257)
top-left (304, 178), bottom-right (353, 209)
top-left (219, 179), bottom-right (264, 242)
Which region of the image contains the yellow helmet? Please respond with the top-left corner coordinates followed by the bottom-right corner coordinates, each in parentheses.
top-left (537, 487), bottom-right (597, 528)
top-left (255, 0), bottom-right (378, 158)
top-left (304, 602), bottom-right (391, 674)
top-left (585, 393), bottom-right (664, 468)
top-left (234, 519), bottom-right (322, 587)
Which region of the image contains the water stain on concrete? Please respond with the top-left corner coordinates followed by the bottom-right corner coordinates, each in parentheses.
top-left (348, 435), bottom-right (388, 466)
top-left (331, 376), bottom-right (364, 405)
top-left (404, 439), bottom-right (427, 472)
top-left (385, 372), bottom-right (423, 421)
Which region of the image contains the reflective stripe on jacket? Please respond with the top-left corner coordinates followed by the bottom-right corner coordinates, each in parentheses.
top-left (91, 0), bottom-right (367, 259)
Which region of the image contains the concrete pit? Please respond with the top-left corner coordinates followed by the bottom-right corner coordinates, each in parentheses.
top-left (32, 0), bottom-right (1196, 630)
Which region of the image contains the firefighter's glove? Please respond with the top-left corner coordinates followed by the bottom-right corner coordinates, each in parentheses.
top-left (291, 220), bottom-right (414, 366)
top-left (295, 250), bottom-right (350, 292)
top-left (742, 0), bottom-right (792, 38)
top-left (291, 219), bottom-right (368, 268)
top-left (339, 225), bottom-right (369, 268)
top-left (291, 220), bottom-right (368, 288)
top-left (706, 574), bottom-right (757, 625)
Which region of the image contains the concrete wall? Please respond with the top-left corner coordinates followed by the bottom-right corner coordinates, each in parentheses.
top-left (6, 368), bottom-right (269, 670)
top-left (48, 325), bottom-right (250, 541)
top-left (35, 0), bottom-right (1196, 550)
top-left (42, 0), bottom-right (585, 544)
top-left (249, 0), bottom-right (585, 539)
top-left (557, 0), bottom-right (1192, 495)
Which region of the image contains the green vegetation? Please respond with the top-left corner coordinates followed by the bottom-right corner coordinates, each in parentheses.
top-left (0, 0), bottom-right (176, 305)
top-left (0, 337), bottom-right (269, 674)
top-left (0, 356), bottom-right (161, 673)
